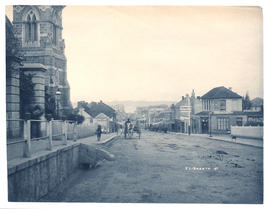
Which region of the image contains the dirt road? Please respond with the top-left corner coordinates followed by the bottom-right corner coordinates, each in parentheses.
top-left (41, 131), bottom-right (263, 203)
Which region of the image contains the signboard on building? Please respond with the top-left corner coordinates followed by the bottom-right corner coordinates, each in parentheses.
top-left (180, 106), bottom-right (191, 121)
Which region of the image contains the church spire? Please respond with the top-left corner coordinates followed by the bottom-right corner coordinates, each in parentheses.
top-left (191, 89), bottom-right (195, 99)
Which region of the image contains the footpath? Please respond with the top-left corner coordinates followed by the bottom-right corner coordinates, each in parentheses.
top-left (168, 131), bottom-right (263, 148)
top-left (207, 134), bottom-right (263, 148)
top-left (7, 133), bottom-right (118, 167)
top-left (78, 133), bottom-right (117, 146)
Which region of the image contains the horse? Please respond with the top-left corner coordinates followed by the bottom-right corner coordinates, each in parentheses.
top-left (133, 124), bottom-right (141, 139)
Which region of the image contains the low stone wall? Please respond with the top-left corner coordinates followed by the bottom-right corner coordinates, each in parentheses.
top-left (231, 126), bottom-right (263, 139)
top-left (8, 143), bottom-right (80, 201)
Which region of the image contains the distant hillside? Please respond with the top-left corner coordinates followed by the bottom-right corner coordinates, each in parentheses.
top-left (107, 100), bottom-right (176, 113)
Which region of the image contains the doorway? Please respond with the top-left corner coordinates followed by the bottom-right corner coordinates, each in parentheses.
top-left (201, 118), bottom-right (209, 134)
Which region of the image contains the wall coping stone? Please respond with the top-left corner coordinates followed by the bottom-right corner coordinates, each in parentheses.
top-left (21, 63), bottom-right (47, 72)
top-left (7, 134), bottom-right (118, 176)
top-left (8, 142), bottom-right (80, 176)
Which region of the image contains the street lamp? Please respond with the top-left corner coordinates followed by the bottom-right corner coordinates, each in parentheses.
top-left (55, 89), bottom-right (61, 119)
top-left (209, 111), bottom-right (212, 137)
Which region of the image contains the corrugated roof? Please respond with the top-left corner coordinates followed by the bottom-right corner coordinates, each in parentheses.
top-left (201, 86), bottom-right (242, 99)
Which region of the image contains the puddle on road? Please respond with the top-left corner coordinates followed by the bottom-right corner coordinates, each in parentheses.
top-left (246, 158), bottom-right (256, 162)
top-left (151, 174), bottom-right (161, 179)
top-left (216, 150), bottom-right (228, 155)
top-left (153, 142), bottom-right (188, 153)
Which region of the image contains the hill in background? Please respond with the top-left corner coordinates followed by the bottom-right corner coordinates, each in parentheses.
top-left (107, 100), bottom-right (176, 113)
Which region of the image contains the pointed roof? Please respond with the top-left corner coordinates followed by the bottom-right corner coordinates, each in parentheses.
top-left (175, 95), bottom-right (191, 107)
top-left (251, 97), bottom-right (263, 107)
top-left (95, 112), bottom-right (110, 119)
top-left (79, 108), bottom-right (93, 119)
top-left (84, 101), bottom-right (116, 118)
top-left (201, 86), bottom-right (242, 99)
top-left (175, 99), bottom-right (185, 107)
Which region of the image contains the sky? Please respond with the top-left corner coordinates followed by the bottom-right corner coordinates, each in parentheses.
top-left (5, 6), bottom-right (263, 104)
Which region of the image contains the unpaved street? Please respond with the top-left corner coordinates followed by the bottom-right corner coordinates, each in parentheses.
top-left (41, 131), bottom-right (263, 203)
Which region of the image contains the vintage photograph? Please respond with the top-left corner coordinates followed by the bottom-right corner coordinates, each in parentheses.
top-left (4, 5), bottom-right (263, 203)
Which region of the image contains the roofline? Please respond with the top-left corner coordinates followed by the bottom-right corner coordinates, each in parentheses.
top-left (201, 96), bottom-right (242, 99)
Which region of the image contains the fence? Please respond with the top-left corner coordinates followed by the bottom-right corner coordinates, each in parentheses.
top-left (77, 123), bottom-right (97, 138)
top-left (231, 126), bottom-right (263, 139)
top-left (6, 119), bottom-right (96, 161)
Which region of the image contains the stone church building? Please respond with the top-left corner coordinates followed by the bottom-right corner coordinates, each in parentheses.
top-left (6, 6), bottom-right (71, 137)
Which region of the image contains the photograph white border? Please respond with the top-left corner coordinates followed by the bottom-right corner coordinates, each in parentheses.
top-left (0, 0), bottom-right (268, 209)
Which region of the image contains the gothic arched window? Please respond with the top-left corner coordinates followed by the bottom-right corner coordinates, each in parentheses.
top-left (32, 14), bottom-right (37, 41)
top-left (25, 11), bottom-right (38, 42)
top-left (25, 15), bottom-right (31, 41)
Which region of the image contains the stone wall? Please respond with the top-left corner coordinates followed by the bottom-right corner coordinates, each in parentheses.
top-left (6, 67), bottom-right (21, 138)
top-left (8, 143), bottom-right (80, 201)
top-left (23, 65), bottom-right (47, 111)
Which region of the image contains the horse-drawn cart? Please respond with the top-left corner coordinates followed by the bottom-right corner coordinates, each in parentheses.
top-left (124, 121), bottom-right (141, 139)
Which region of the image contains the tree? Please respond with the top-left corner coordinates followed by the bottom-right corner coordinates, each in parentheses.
top-left (20, 73), bottom-right (35, 119)
top-left (66, 112), bottom-right (85, 124)
top-left (45, 91), bottom-right (56, 120)
top-left (242, 92), bottom-right (251, 110)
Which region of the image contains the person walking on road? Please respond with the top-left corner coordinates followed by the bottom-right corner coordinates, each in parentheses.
top-left (96, 125), bottom-right (102, 141)
top-left (124, 118), bottom-right (132, 139)
top-left (119, 124), bottom-right (123, 139)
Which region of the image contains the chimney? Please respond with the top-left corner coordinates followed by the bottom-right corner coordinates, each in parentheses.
top-left (228, 87), bottom-right (232, 91)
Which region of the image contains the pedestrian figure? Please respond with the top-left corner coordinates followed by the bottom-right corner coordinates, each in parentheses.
top-left (164, 126), bottom-right (168, 133)
top-left (124, 118), bottom-right (132, 139)
top-left (96, 125), bottom-right (102, 141)
top-left (116, 124), bottom-right (119, 135)
top-left (119, 124), bottom-right (123, 138)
